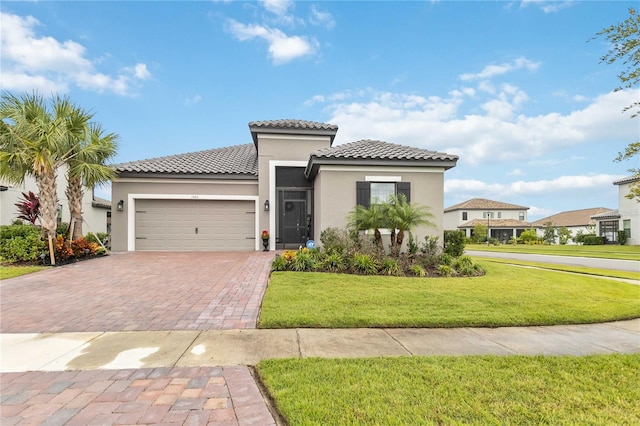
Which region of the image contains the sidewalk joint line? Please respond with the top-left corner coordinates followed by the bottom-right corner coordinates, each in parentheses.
top-left (383, 329), bottom-right (413, 355)
top-left (295, 329), bottom-right (303, 358)
top-left (172, 330), bottom-right (203, 367)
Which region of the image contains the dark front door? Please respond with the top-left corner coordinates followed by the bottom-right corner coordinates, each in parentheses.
top-left (281, 199), bottom-right (308, 248)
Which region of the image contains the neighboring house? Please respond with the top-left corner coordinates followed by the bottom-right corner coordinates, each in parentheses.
top-left (110, 119), bottom-right (458, 252)
top-left (531, 207), bottom-right (611, 244)
top-left (444, 198), bottom-right (531, 242)
top-left (591, 176), bottom-right (640, 245)
top-left (0, 165), bottom-right (111, 234)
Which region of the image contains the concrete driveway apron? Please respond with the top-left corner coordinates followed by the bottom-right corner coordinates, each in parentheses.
top-left (0, 251), bottom-right (274, 333)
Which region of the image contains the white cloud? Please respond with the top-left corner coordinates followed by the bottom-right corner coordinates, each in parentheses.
top-left (260, 0), bottom-right (294, 17)
top-left (520, 0), bottom-right (574, 13)
top-left (459, 57), bottom-right (540, 81)
top-left (316, 83), bottom-right (638, 167)
top-left (184, 94), bottom-right (202, 106)
top-left (0, 12), bottom-right (150, 96)
top-left (508, 169), bottom-right (525, 176)
top-left (309, 5), bottom-right (336, 29)
top-left (226, 19), bottom-right (317, 64)
top-left (444, 174), bottom-right (623, 197)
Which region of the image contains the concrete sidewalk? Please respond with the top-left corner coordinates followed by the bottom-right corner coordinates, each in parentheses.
top-left (3, 319), bottom-right (639, 373)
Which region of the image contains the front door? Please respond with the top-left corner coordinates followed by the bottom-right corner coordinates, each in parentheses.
top-left (281, 199), bottom-right (308, 249)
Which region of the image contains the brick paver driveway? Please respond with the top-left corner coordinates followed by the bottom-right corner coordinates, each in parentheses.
top-left (0, 252), bottom-right (274, 333)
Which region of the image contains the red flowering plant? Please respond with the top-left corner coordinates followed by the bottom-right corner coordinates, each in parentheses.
top-left (261, 230), bottom-right (270, 240)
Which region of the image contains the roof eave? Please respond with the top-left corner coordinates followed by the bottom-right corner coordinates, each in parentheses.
top-left (305, 157), bottom-right (458, 179)
top-left (115, 171), bottom-right (258, 180)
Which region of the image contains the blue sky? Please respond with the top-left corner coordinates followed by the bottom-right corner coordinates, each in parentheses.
top-left (1, 0), bottom-right (638, 221)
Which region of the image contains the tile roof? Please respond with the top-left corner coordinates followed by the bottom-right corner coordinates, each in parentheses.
top-left (114, 144), bottom-right (257, 177)
top-left (531, 207), bottom-right (611, 227)
top-left (248, 119), bottom-right (338, 131)
top-left (305, 140), bottom-right (458, 177)
top-left (458, 218), bottom-right (532, 228)
top-left (312, 139), bottom-right (458, 161)
top-left (249, 119), bottom-right (339, 146)
top-left (445, 198), bottom-right (529, 212)
top-left (92, 196), bottom-right (111, 209)
top-left (613, 175), bottom-right (640, 185)
top-left (591, 209), bottom-right (621, 219)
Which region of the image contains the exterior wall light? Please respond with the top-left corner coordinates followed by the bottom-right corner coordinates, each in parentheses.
top-left (117, 200), bottom-right (124, 212)
top-left (264, 200), bottom-right (270, 211)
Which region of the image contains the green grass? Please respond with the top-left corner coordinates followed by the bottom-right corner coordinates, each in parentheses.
top-left (477, 257), bottom-right (640, 281)
top-left (0, 265), bottom-right (48, 280)
top-left (258, 262), bottom-right (640, 328)
top-left (467, 243), bottom-right (640, 261)
top-left (257, 354), bottom-right (640, 425)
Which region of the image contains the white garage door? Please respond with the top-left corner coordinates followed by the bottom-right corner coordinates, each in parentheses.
top-left (135, 199), bottom-right (255, 251)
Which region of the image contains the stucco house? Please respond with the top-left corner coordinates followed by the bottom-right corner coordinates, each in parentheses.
top-left (444, 198), bottom-right (531, 242)
top-left (591, 176), bottom-right (640, 245)
top-left (0, 166), bottom-right (111, 234)
top-left (531, 207), bottom-right (610, 245)
top-left (110, 119), bottom-right (458, 252)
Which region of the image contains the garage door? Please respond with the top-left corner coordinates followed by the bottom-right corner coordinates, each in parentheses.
top-left (135, 199), bottom-right (255, 251)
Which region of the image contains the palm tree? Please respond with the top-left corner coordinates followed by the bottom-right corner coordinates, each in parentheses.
top-left (387, 194), bottom-right (435, 253)
top-left (66, 123), bottom-right (118, 240)
top-left (347, 203), bottom-right (387, 247)
top-left (0, 92), bottom-right (75, 240)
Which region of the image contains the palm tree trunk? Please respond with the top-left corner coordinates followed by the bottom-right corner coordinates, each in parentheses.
top-left (37, 171), bottom-right (59, 239)
top-left (397, 229), bottom-right (405, 248)
top-left (66, 174), bottom-right (84, 239)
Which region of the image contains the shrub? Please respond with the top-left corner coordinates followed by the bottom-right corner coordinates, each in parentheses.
top-left (408, 264), bottom-right (426, 277)
top-left (56, 222), bottom-right (70, 237)
top-left (406, 233), bottom-right (419, 256)
top-left (380, 258), bottom-right (402, 276)
top-left (320, 227), bottom-right (356, 255)
top-left (272, 255), bottom-right (287, 271)
top-left (420, 236), bottom-right (440, 256)
top-left (291, 250), bottom-right (316, 272)
top-left (519, 229), bottom-right (539, 244)
top-left (439, 253), bottom-right (454, 266)
top-left (583, 235), bottom-right (605, 245)
top-left (618, 230), bottom-right (628, 246)
top-left (351, 253), bottom-right (378, 275)
top-left (85, 232), bottom-right (109, 246)
top-left (437, 264), bottom-right (455, 277)
top-left (574, 232), bottom-right (596, 245)
top-left (443, 230), bottom-right (465, 257)
top-left (0, 224), bottom-right (46, 263)
top-left (323, 252), bottom-right (347, 272)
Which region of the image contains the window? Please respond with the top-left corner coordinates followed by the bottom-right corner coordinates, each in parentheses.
top-left (370, 182), bottom-right (395, 205)
top-left (519, 212), bottom-right (525, 221)
top-left (623, 219), bottom-right (631, 238)
top-left (482, 212), bottom-right (494, 219)
top-left (497, 212), bottom-right (502, 219)
top-left (599, 220), bottom-right (619, 243)
top-left (462, 212), bottom-right (468, 221)
top-left (356, 181), bottom-right (410, 208)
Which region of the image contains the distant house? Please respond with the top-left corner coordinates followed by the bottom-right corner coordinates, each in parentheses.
top-left (591, 176), bottom-right (640, 245)
top-left (0, 165), bottom-right (111, 235)
top-left (443, 198), bottom-right (531, 242)
top-left (111, 119), bottom-right (458, 252)
top-left (531, 207), bottom-right (611, 244)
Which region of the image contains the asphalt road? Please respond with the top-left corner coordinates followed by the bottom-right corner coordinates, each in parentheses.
top-left (466, 250), bottom-right (640, 273)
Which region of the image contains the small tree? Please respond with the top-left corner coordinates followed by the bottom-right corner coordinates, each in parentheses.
top-left (519, 229), bottom-right (539, 244)
top-left (557, 226), bottom-right (572, 245)
top-left (14, 191), bottom-right (40, 226)
top-left (387, 194), bottom-right (434, 255)
top-left (542, 221), bottom-right (557, 244)
top-left (472, 223), bottom-right (487, 243)
top-left (347, 204), bottom-right (387, 248)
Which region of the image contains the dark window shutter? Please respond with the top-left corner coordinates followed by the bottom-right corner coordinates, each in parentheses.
top-left (396, 182), bottom-right (411, 203)
top-left (356, 181), bottom-right (370, 208)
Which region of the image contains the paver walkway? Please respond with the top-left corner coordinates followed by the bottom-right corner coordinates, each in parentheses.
top-left (0, 252), bottom-right (273, 333)
top-left (1, 366), bottom-right (274, 426)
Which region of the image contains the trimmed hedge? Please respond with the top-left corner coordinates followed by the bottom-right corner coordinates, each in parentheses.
top-left (583, 235), bottom-right (605, 245)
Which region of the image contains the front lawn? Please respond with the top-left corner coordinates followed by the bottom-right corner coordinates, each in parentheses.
top-left (258, 262), bottom-right (640, 328)
top-left (467, 243), bottom-right (640, 261)
top-left (257, 354), bottom-right (640, 425)
top-left (478, 257), bottom-right (640, 280)
top-left (0, 265), bottom-right (48, 280)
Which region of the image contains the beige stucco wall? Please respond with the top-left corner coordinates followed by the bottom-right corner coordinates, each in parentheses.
top-left (110, 178), bottom-right (258, 251)
top-left (256, 134), bottom-right (332, 247)
top-left (313, 166), bottom-right (447, 247)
